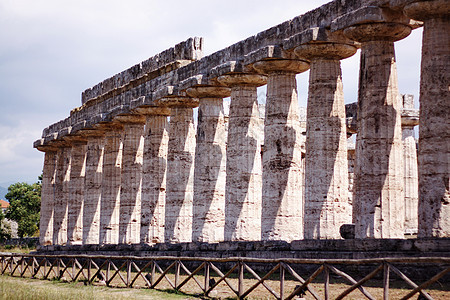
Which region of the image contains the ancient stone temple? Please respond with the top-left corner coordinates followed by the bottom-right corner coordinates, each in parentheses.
top-left (35, 0), bottom-right (449, 248)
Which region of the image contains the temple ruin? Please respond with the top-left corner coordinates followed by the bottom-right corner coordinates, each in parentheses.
top-left (34, 0), bottom-right (449, 249)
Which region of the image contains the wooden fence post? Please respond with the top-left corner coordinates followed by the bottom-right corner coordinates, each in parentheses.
top-left (238, 260), bottom-right (244, 299)
top-left (280, 263), bottom-right (285, 300)
top-left (383, 262), bottom-right (390, 300)
top-left (204, 262), bottom-right (210, 295)
top-left (324, 264), bottom-right (330, 300)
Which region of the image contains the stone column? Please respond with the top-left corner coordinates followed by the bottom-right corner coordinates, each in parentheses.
top-left (347, 141), bottom-right (356, 223)
top-left (186, 86), bottom-right (231, 243)
top-left (162, 98), bottom-right (198, 243)
top-left (136, 107), bottom-right (171, 244)
top-left (401, 94), bottom-right (419, 235)
top-left (344, 22), bottom-right (411, 238)
top-left (403, 0), bottom-right (450, 238)
top-left (217, 73), bottom-right (267, 241)
top-left (65, 137), bottom-right (87, 245)
top-left (294, 43), bottom-right (357, 239)
top-left (81, 130), bottom-right (105, 245)
top-left (116, 115), bottom-right (146, 245)
top-left (99, 124), bottom-right (123, 245)
top-left (252, 59), bottom-right (309, 241)
top-left (39, 148), bottom-right (57, 246)
top-left (52, 144), bottom-right (71, 245)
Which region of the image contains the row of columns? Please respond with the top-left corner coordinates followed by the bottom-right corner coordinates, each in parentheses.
top-left (39, 2), bottom-right (449, 246)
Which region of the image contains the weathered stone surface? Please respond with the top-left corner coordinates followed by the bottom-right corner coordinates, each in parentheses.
top-left (253, 60), bottom-right (307, 242)
top-left (38, 239), bottom-right (450, 268)
top-left (347, 23), bottom-right (407, 239)
top-left (294, 42), bottom-right (357, 61)
top-left (347, 142), bottom-right (356, 223)
top-left (66, 139), bottom-right (87, 245)
top-left (401, 95), bottom-right (419, 235)
top-left (99, 125), bottom-right (123, 245)
top-left (140, 114), bottom-right (169, 244)
top-left (164, 107), bottom-right (196, 243)
top-left (218, 74), bottom-right (265, 241)
top-left (117, 116), bottom-right (146, 244)
top-left (299, 55), bottom-right (354, 239)
top-left (403, 1), bottom-right (450, 238)
top-left (189, 87), bottom-right (230, 243)
top-left (81, 37), bottom-right (203, 105)
top-left (53, 145), bottom-right (71, 246)
top-left (82, 132), bottom-right (105, 245)
top-left (39, 150), bottom-right (57, 246)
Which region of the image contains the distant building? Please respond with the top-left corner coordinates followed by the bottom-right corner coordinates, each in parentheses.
top-left (0, 199), bottom-right (9, 214)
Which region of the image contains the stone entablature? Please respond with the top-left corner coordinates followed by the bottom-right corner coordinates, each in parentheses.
top-left (35, 0), bottom-right (449, 247)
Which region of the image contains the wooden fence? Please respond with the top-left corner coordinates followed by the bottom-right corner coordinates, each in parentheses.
top-left (0, 253), bottom-right (448, 299)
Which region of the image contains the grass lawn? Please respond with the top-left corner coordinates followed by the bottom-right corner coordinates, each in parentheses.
top-left (0, 275), bottom-right (198, 300)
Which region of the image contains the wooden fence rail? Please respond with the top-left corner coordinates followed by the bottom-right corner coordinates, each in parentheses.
top-left (0, 253), bottom-right (448, 299)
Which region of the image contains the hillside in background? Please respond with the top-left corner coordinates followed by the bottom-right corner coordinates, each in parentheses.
top-left (0, 186), bottom-right (8, 201)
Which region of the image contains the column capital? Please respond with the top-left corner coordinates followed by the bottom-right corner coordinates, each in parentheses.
top-left (253, 59), bottom-right (310, 74)
top-left (217, 73), bottom-right (267, 87)
top-left (134, 106), bottom-right (171, 116)
top-left (78, 129), bottom-right (105, 138)
top-left (404, 0), bottom-right (450, 21)
top-left (95, 122), bottom-right (124, 131)
top-left (186, 86), bottom-right (231, 98)
top-left (344, 22), bottom-right (411, 43)
top-left (49, 140), bottom-right (72, 148)
top-left (294, 42), bottom-right (357, 61)
top-left (114, 114), bottom-right (146, 124)
top-left (36, 145), bottom-right (58, 153)
top-left (63, 135), bottom-right (88, 145)
top-left (401, 109), bottom-right (420, 127)
top-left (158, 96), bottom-right (199, 108)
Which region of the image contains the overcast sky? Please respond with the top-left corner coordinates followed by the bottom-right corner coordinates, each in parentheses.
top-left (0, 0), bottom-right (422, 187)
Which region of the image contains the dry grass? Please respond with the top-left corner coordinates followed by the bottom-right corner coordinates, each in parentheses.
top-left (0, 275), bottom-right (196, 300)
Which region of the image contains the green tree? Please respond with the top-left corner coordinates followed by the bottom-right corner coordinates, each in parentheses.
top-left (5, 176), bottom-right (41, 238)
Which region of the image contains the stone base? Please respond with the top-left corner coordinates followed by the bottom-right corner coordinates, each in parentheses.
top-left (36, 238), bottom-right (450, 259)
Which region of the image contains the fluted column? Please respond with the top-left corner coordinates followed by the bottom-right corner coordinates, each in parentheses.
top-left (99, 124), bottom-right (123, 245)
top-left (116, 115), bottom-right (146, 245)
top-left (401, 95), bottom-right (419, 235)
top-left (252, 59), bottom-right (309, 241)
top-left (187, 86), bottom-right (230, 243)
top-left (162, 97), bottom-right (198, 243)
top-left (344, 22), bottom-right (411, 238)
top-left (81, 130), bottom-right (105, 245)
top-left (53, 144), bottom-right (71, 245)
top-left (403, 0), bottom-right (450, 237)
top-left (136, 107), bottom-right (171, 244)
top-left (39, 148), bottom-right (57, 246)
top-left (294, 42), bottom-right (357, 239)
top-left (65, 136), bottom-right (87, 245)
top-left (217, 73), bottom-right (267, 241)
